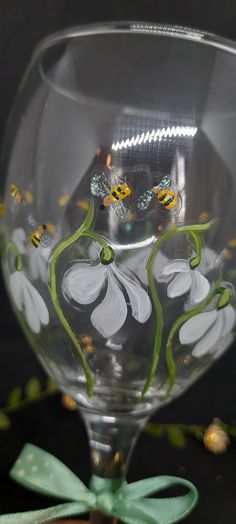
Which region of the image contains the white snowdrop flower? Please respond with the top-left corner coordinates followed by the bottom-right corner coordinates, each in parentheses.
top-left (63, 258), bottom-right (152, 338)
top-left (179, 305), bottom-right (236, 358)
top-left (10, 271), bottom-right (49, 333)
top-left (160, 259), bottom-right (210, 304)
top-left (126, 247), bottom-right (168, 285)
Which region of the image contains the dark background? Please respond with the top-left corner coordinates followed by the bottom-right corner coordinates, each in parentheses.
top-left (1, 1), bottom-right (236, 523)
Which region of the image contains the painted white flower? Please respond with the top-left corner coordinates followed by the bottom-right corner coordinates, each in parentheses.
top-left (63, 258), bottom-right (152, 338)
top-left (179, 305), bottom-right (236, 358)
top-left (160, 259), bottom-right (210, 304)
top-left (12, 227), bottom-right (50, 283)
top-left (10, 270), bottom-right (49, 333)
top-left (125, 246), bottom-right (168, 285)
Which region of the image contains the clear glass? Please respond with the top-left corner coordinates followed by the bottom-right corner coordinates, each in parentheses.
top-left (1, 22), bottom-right (236, 522)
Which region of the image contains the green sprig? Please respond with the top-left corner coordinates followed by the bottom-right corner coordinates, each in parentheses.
top-left (49, 199), bottom-right (110, 397)
top-left (142, 220), bottom-right (215, 398)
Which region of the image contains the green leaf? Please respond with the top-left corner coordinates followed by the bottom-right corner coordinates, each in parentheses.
top-left (46, 377), bottom-right (58, 393)
top-left (0, 411), bottom-right (11, 430)
top-left (166, 426), bottom-right (187, 448)
top-left (7, 387), bottom-right (22, 408)
top-left (25, 378), bottom-right (41, 400)
top-left (145, 424), bottom-right (165, 438)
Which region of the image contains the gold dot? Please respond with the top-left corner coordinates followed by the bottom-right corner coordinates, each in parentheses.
top-left (44, 461), bottom-right (49, 468)
top-left (18, 469), bottom-right (25, 477)
top-left (27, 453), bottom-right (34, 461)
top-left (229, 238), bottom-right (236, 248)
top-left (204, 424), bottom-right (229, 454)
top-left (198, 211), bottom-right (209, 223)
top-left (223, 248), bottom-right (232, 259)
top-left (181, 355), bottom-right (192, 366)
top-left (61, 394), bottom-right (77, 411)
top-left (31, 465), bottom-right (38, 473)
top-left (58, 195), bottom-right (70, 206)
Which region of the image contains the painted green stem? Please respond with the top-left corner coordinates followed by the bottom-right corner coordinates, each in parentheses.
top-left (49, 202), bottom-right (96, 396)
top-left (165, 286), bottom-right (223, 393)
top-left (49, 200), bottom-right (109, 397)
top-left (142, 220), bottom-right (214, 397)
top-left (5, 241), bottom-right (22, 270)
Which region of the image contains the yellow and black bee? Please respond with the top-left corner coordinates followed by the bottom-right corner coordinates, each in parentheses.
top-left (156, 188), bottom-right (177, 209)
top-left (137, 175), bottom-right (178, 213)
top-left (29, 223), bottom-right (55, 248)
top-left (101, 183), bottom-right (131, 210)
top-left (90, 170), bottom-right (132, 222)
top-left (10, 183), bottom-right (24, 203)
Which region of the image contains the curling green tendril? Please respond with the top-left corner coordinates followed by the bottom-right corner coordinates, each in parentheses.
top-left (5, 241), bottom-right (22, 271)
top-left (49, 199), bottom-right (110, 397)
top-left (141, 220), bottom-right (215, 398)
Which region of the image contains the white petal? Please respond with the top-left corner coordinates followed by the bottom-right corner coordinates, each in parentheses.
top-left (179, 310), bottom-right (218, 344)
top-left (153, 251), bottom-right (169, 282)
top-left (63, 263), bottom-right (106, 305)
top-left (22, 285), bottom-right (41, 333)
top-left (192, 312), bottom-right (224, 357)
top-left (23, 275), bottom-right (49, 330)
top-left (126, 248), bottom-right (150, 285)
top-left (12, 228), bottom-right (27, 254)
top-left (167, 272), bottom-right (192, 298)
top-left (220, 305), bottom-right (236, 337)
top-left (28, 250), bottom-right (39, 280)
top-left (10, 271), bottom-right (24, 310)
top-left (198, 247), bottom-right (218, 275)
top-left (189, 271), bottom-right (210, 304)
top-left (88, 241), bottom-right (101, 261)
top-left (91, 270), bottom-right (127, 337)
top-left (115, 267), bottom-right (152, 323)
top-left (37, 252), bottom-right (48, 283)
top-left (161, 259), bottom-right (189, 276)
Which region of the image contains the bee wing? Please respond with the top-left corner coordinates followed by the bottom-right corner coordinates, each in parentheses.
top-left (40, 234), bottom-right (56, 248)
top-left (137, 189), bottom-right (154, 211)
top-left (90, 172), bottom-right (108, 197)
top-left (108, 201), bottom-right (133, 223)
top-left (27, 214), bottom-right (38, 228)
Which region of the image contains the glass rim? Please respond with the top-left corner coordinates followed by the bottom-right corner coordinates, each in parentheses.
top-left (33, 21), bottom-right (236, 58)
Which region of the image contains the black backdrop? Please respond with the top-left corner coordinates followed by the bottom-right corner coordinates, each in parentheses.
top-left (1, 2), bottom-right (236, 523)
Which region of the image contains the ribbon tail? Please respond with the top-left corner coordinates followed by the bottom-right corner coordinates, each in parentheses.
top-left (114, 494), bottom-right (198, 524)
top-left (112, 501), bottom-right (160, 524)
top-left (120, 475), bottom-right (197, 500)
top-left (0, 502), bottom-right (89, 524)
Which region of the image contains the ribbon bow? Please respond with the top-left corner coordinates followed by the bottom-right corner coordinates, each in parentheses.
top-left (0, 444), bottom-right (198, 524)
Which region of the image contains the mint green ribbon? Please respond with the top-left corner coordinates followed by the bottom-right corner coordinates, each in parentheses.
top-left (0, 444), bottom-right (198, 523)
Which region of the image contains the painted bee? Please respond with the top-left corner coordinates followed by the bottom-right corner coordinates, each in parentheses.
top-left (90, 168), bottom-right (133, 222)
top-left (137, 175), bottom-right (179, 213)
top-left (0, 203), bottom-right (5, 217)
top-left (100, 183), bottom-right (131, 210)
top-left (28, 216), bottom-right (56, 248)
top-left (10, 183), bottom-right (24, 203)
top-left (10, 184), bottom-right (33, 205)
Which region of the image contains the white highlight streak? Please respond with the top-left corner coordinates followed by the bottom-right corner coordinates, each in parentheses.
top-left (112, 126), bottom-right (198, 151)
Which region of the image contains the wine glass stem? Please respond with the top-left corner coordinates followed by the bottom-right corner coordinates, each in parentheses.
top-left (80, 407), bottom-right (147, 524)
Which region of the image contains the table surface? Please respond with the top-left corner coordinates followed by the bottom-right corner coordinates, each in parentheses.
top-left (1, 2), bottom-right (236, 523)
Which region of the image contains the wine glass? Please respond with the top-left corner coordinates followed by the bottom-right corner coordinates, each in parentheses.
top-left (1, 22), bottom-right (236, 523)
